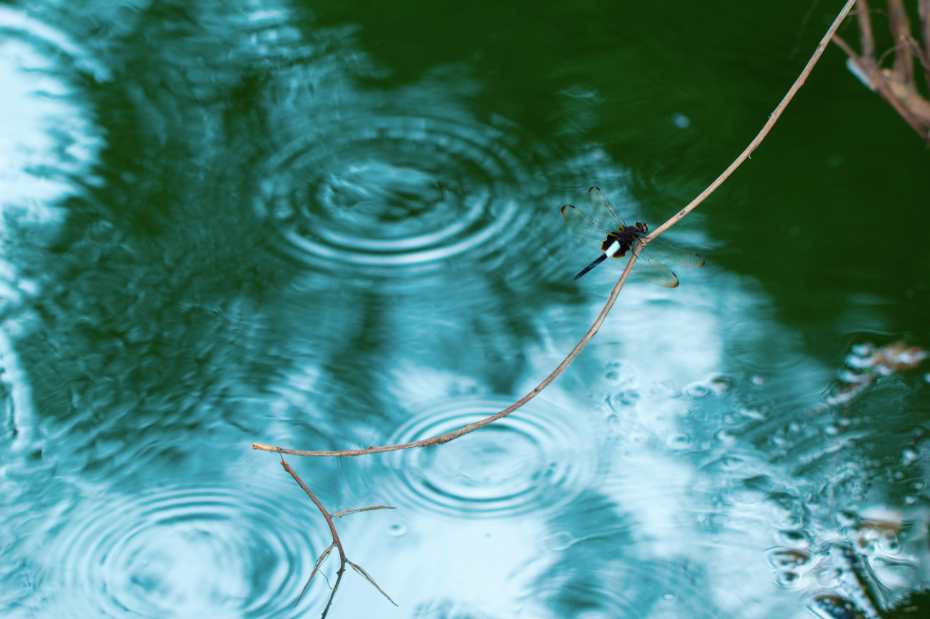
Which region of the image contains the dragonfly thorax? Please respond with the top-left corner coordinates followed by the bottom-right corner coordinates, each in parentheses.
top-left (601, 222), bottom-right (648, 258)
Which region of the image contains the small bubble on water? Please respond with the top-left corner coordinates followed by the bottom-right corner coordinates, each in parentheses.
top-left (836, 511), bottom-right (857, 527)
top-left (671, 113), bottom-right (690, 128)
top-left (905, 495), bottom-right (917, 505)
top-left (775, 571), bottom-right (800, 587)
top-left (902, 449), bottom-right (918, 464)
top-left (777, 529), bottom-right (810, 548)
top-left (708, 375), bottom-right (733, 395)
top-left (662, 593), bottom-right (676, 601)
top-left (721, 456), bottom-right (744, 470)
top-left (388, 523), bottom-right (407, 536)
top-left (685, 383), bottom-right (709, 398)
top-left (751, 375), bottom-right (766, 386)
top-left (738, 407), bottom-right (765, 420)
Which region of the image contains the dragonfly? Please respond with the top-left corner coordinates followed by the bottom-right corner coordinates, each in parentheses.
top-left (561, 187), bottom-right (705, 287)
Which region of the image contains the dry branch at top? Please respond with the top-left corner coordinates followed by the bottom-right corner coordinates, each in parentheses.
top-left (832, 0), bottom-right (930, 141)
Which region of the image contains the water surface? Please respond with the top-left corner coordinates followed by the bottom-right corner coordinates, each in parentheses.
top-left (2, 1), bottom-right (929, 617)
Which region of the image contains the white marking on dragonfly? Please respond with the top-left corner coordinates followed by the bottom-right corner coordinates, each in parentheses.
top-left (604, 240), bottom-right (621, 258)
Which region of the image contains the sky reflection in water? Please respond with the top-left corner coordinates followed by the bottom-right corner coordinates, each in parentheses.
top-left (1, 1), bottom-right (929, 618)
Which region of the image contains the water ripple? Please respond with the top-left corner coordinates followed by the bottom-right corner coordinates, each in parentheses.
top-left (384, 398), bottom-right (595, 518)
top-left (254, 111), bottom-right (537, 278)
top-left (44, 485), bottom-right (323, 618)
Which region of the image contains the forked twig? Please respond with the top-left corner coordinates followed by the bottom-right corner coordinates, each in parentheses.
top-left (252, 0), bottom-right (859, 460)
top-left (279, 458), bottom-right (396, 617)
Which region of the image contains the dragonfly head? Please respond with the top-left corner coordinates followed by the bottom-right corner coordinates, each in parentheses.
top-left (634, 221), bottom-right (648, 234)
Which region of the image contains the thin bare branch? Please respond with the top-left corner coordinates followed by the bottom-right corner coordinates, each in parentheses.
top-left (320, 566), bottom-right (344, 619)
top-left (296, 542), bottom-right (336, 606)
top-left (280, 458), bottom-right (344, 558)
top-left (857, 0), bottom-right (877, 63)
top-left (348, 561), bottom-right (398, 606)
top-left (790, 0), bottom-right (820, 58)
top-left (252, 0), bottom-right (858, 459)
top-left (903, 34), bottom-right (929, 71)
top-left (332, 505), bottom-right (396, 519)
top-left (887, 0), bottom-right (915, 87)
top-left (920, 0), bottom-right (930, 91)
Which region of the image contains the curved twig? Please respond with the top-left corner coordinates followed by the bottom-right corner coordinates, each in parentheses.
top-left (252, 0), bottom-right (858, 459)
top-left (255, 243), bottom-right (644, 458)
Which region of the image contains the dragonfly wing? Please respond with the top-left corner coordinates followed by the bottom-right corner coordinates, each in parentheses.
top-left (608, 248), bottom-right (680, 288)
top-left (631, 253), bottom-right (680, 287)
top-left (561, 205), bottom-right (613, 253)
top-left (588, 187), bottom-right (625, 229)
top-left (642, 236), bottom-right (705, 268)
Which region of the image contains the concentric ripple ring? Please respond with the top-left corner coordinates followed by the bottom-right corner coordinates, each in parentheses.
top-left (384, 399), bottom-right (595, 518)
top-left (254, 112), bottom-right (535, 275)
top-left (47, 485), bottom-right (325, 618)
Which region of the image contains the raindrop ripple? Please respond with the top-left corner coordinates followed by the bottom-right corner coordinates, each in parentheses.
top-left (47, 485), bottom-right (324, 618)
top-left (385, 399), bottom-right (595, 518)
top-left (253, 112), bottom-right (536, 277)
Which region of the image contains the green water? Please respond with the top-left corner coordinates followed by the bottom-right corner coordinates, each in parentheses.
top-left (2, 0), bottom-right (929, 617)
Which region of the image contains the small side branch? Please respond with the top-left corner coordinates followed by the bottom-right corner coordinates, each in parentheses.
top-left (920, 0), bottom-right (930, 91)
top-left (887, 0), bottom-right (915, 88)
top-left (856, 0), bottom-right (876, 61)
top-left (332, 505), bottom-right (396, 519)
